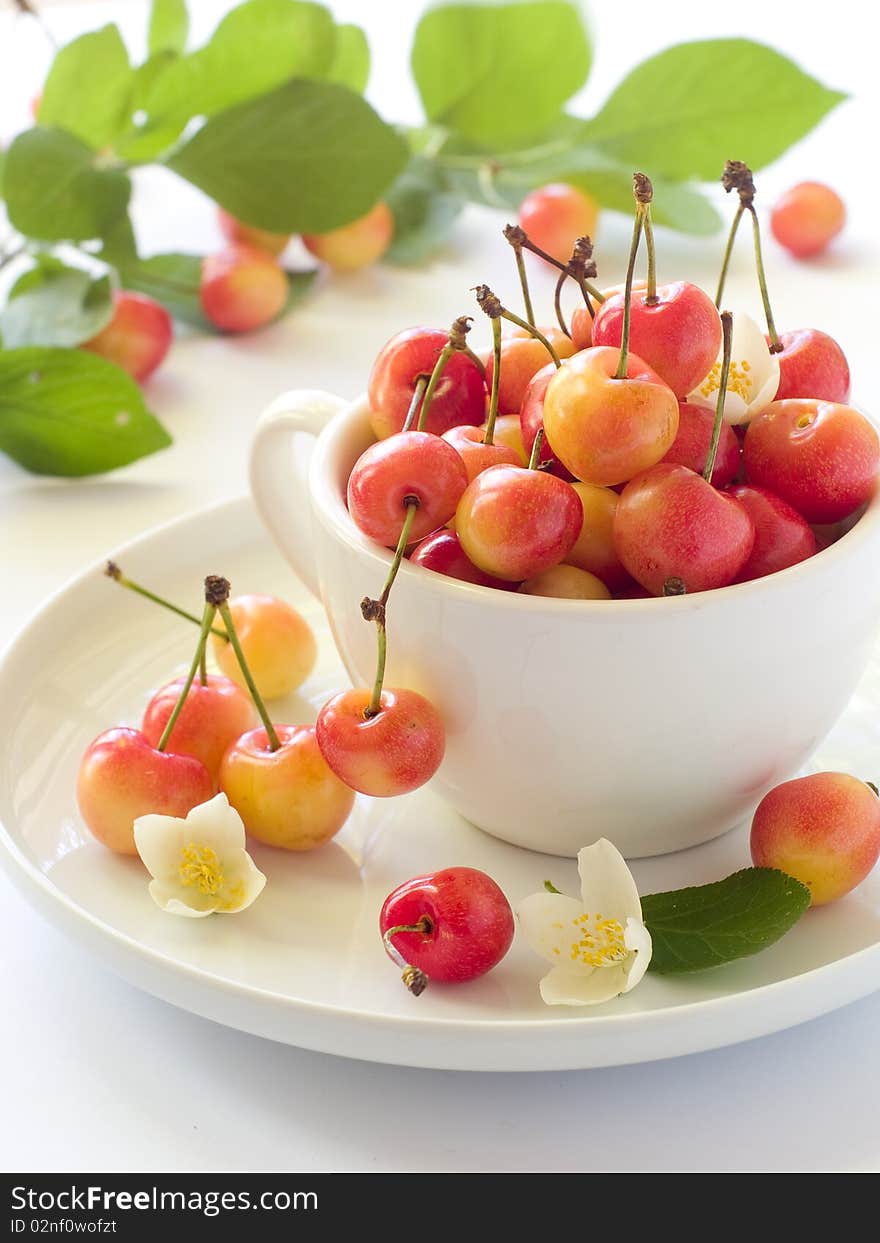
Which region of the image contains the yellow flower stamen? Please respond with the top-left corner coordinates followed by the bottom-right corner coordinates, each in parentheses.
top-left (567, 913), bottom-right (628, 968)
top-left (698, 357), bottom-right (754, 402)
top-left (179, 843), bottom-right (224, 895)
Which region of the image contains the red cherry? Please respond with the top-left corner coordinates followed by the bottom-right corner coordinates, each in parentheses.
top-left (484, 328), bottom-right (576, 414)
top-left (316, 687), bottom-right (445, 797)
top-left (519, 361), bottom-right (574, 479)
top-left (455, 464), bottom-right (583, 581)
top-left (76, 727), bottom-right (213, 855)
top-left (347, 431), bottom-right (468, 547)
top-left (409, 529), bottom-right (518, 590)
top-left (744, 400), bottom-right (880, 523)
top-left (518, 183), bottom-right (599, 265)
top-left (368, 328), bottom-right (486, 440)
top-left (217, 208), bottom-right (289, 257)
top-left (770, 182), bottom-right (845, 259)
top-left (728, 485), bottom-right (818, 582)
top-left (142, 674), bottom-right (255, 788)
top-left (661, 401), bottom-right (741, 488)
top-left (380, 867), bottom-right (514, 985)
top-left (614, 463), bottom-right (755, 595)
top-left (441, 424), bottom-right (520, 483)
top-left (200, 245), bottom-right (287, 333)
top-left (81, 291), bottom-right (173, 383)
top-left (591, 282), bottom-right (722, 398)
top-left (771, 329), bottom-right (850, 404)
top-left (303, 201), bottom-right (393, 272)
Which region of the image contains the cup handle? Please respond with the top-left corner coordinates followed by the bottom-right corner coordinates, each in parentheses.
top-left (249, 389), bottom-right (347, 598)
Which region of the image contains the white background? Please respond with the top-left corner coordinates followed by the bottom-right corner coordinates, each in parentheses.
top-left (1, 0), bottom-right (879, 1172)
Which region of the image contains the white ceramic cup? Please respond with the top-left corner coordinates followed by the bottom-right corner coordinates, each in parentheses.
top-left (250, 389), bottom-right (880, 858)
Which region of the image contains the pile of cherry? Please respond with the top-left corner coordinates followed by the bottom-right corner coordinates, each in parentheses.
top-left (349, 166), bottom-right (878, 601)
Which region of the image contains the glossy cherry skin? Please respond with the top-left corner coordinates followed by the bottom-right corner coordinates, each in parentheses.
top-left (728, 485), bottom-right (818, 582)
top-left (141, 675), bottom-right (255, 788)
top-left (455, 465), bottom-right (583, 581)
top-left (220, 724), bottom-right (354, 851)
top-left (368, 328), bottom-right (487, 440)
top-left (518, 183), bottom-right (599, 265)
top-left (614, 463), bottom-right (755, 595)
top-left (744, 400), bottom-right (880, 523)
top-left (76, 728), bottom-right (213, 855)
top-left (409, 529), bottom-right (518, 590)
top-left (520, 564), bottom-right (611, 599)
top-left (380, 867), bottom-right (514, 983)
top-left (348, 431), bottom-right (469, 547)
top-left (519, 361), bottom-right (574, 479)
top-left (81, 291), bottom-right (173, 383)
top-left (571, 281), bottom-right (647, 351)
top-left (564, 482), bottom-right (632, 591)
top-left (751, 772), bottom-right (880, 906)
top-left (485, 328), bottom-right (576, 414)
top-left (303, 201), bottom-right (393, 272)
top-left (316, 688), bottom-right (445, 797)
top-left (771, 182), bottom-right (845, 258)
top-left (200, 245), bottom-right (287, 333)
top-left (487, 413), bottom-right (527, 465)
top-left (217, 208), bottom-right (289, 257)
top-left (441, 424), bottom-right (520, 483)
top-left (591, 281), bottom-right (722, 398)
top-left (772, 329), bottom-right (850, 403)
top-left (211, 594), bottom-right (317, 700)
top-left (661, 401), bottom-right (741, 488)
top-left (542, 347), bottom-right (679, 486)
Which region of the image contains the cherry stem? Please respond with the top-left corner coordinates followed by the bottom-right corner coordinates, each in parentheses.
top-left (715, 202), bottom-right (744, 308)
top-left (383, 918), bottom-right (433, 996)
top-left (417, 317), bottom-right (478, 432)
top-left (506, 227), bottom-right (605, 303)
top-left (401, 374), bottom-right (429, 433)
top-left (363, 500), bottom-right (419, 717)
top-left (506, 233), bottom-right (535, 326)
top-left (643, 203), bottom-right (658, 305)
top-left (553, 269), bottom-right (572, 338)
top-left (483, 316), bottom-right (502, 445)
top-left (703, 310), bottom-right (733, 483)
top-left (156, 601), bottom-right (216, 752)
top-left (749, 206), bottom-right (781, 351)
top-left (502, 308), bottom-right (561, 366)
top-left (104, 562), bottom-right (228, 641)
top-left (198, 642), bottom-right (207, 687)
top-left (614, 206), bottom-right (644, 381)
top-left (528, 428), bottom-right (545, 470)
top-left (662, 577), bottom-right (687, 597)
top-left (215, 591), bottom-right (281, 753)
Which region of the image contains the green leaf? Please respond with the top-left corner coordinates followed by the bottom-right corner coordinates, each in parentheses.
top-left (327, 23), bottom-right (369, 92)
top-left (642, 868), bottom-right (811, 975)
top-left (582, 39), bottom-right (846, 181)
top-left (0, 348), bottom-right (171, 477)
top-left (143, 0), bottom-right (336, 122)
top-left (384, 158), bottom-right (464, 265)
top-left (166, 80), bottom-right (409, 232)
top-left (116, 52), bottom-right (187, 163)
top-left (37, 25), bottom-right (133, 149)
top-left (411, 1), bottom-right (592, 150)
top-left (3, 128), bottom-right (131, 243)
top-left (148, 0), bottom-right (189, 55)
top-left (1, 263), bottom-right (113, 348)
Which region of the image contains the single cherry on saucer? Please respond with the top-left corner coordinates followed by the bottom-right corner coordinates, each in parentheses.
top-left (379, 867), bottom-right (515, 994)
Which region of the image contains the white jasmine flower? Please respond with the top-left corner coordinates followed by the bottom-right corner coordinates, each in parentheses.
top-left (687, 312), bottom-right (780, 425)
top-left (518, 838), bottom-right (652, 1006)
top-left (134, 793), bottom-right (266, 917)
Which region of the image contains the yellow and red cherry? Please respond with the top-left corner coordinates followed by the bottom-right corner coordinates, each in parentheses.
top-left (614, 463), bottom-right (755, 595)
top-left (520, 362), bottom-right (574, 479)
top-left (211, 594), bottom-right (317, 700)
top-left (772, 329), bottom-right (850, 404)
top-left (564, 482), bottom-right (632, 592)
top-left (81, 291), bottom-right (173, 383)
top-left (441, 424), bottom-right (520, 483)
top-left (520, 564), bottom-right (610, 599)
top-left (316, 687), bottom-right (445, 797)
top-left (542, 347), bottom-right (678, 486)
top-left (487, 413), bottom-right (527, 465)
top-left (368, 327), bottom-right (486, 440)
top-left (303, 201), bottom-right (393, 272)
top-left (76, 728), bottom-right (213, 856)
top-left (770, 182), bottom-right (845, 259)
top-left (591, 281), bottom-right (722, 398)
top-left (570, 281), bottom-right (647, 351)
top-left (217, 207), bottom-right (289, 257)
top-left (751, 772), bottom-right (880, 906)
top-left (347, 431), bottom-right (468, 547)
top-left (455, 463), bottom-right (582, 581)
top-left (409, 529), bottom-right (518, 590)
top-left (219, 724), bottom-right (354, 851)
top-left (744, 400), bottom-right (880, 523)
top-left (484, 328), bottom-right (576, 414)
top-left (661, 401), bottom-right (741, 488)
top-left (379, 867), bottom-right (514, 994)
top-left (200, 244), bottom-right (287, 333)
top-left (141, 674), bottom-right (256, 789)
top-left (728, 485), bottom-right (817, 583)
top-left (518, 183), bottom-right (599, 265)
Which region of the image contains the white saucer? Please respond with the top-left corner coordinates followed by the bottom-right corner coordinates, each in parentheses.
top-left (2, 496), bottom-right (879, 1071)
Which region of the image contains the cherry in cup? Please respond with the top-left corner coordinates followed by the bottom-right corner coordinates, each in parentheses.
top-left (368, 322), bottom-right (486, 441)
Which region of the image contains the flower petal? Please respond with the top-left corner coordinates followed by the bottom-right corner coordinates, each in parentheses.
top-left (622, 918), bottom-right (653, 992)
top-left (517, 891), bottom-right (591, 969)
top-left (134, 812), bottom-right (186, 884)
top-left (147, 880), bottom-right (215, 918)
top-left (183, 792), bottom-right (246, 854)
top-left (539, 963), bottom-right (629, 1006)
top-left (577, 838), bottom-right (642, 924)
top-left (687, 312), bottom-right (780, 425)
top-left (216, 853), bottom-right (266, 913)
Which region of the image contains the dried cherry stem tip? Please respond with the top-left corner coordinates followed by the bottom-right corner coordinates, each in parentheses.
top-left (662, 577), bottom-right (687, 597)
top-left (383, 918), bottom-right (433, 996)
top-left (214, 582), bottom-right (281, 752)
top-left (632, 173), bottom-right (658, 305)
top-left (104, 561), bottom-right (228, 640)
top-left (474, 285), bottom-right (561, 367)
top-left (503, 225), bottom-right (605, 303)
